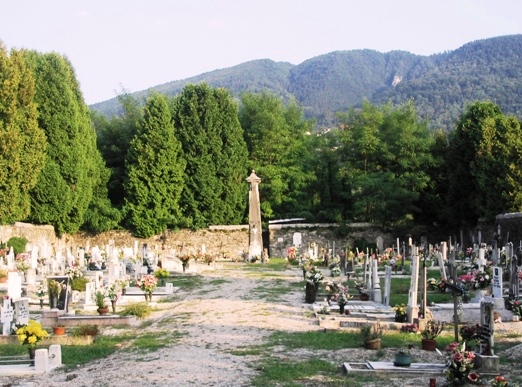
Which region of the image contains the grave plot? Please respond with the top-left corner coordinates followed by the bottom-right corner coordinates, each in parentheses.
top-left (343, 361), bottom-right (446, 376)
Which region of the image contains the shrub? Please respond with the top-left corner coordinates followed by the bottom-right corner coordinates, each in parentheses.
top-left (7, 237), bottom-right (28, 255)
top-left (71, 324), bottom-right (99, 337)
top-left (71, 277), bottom-right (89, 292)
top-left (119, 302), bottom-right (152, 319)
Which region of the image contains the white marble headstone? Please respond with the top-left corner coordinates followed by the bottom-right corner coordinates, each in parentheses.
top-left (1, 299), bottom-right (14, 335)
top-left (14, 299), bottom-right (29, 325)
top-left (492, 266), bottom-right (503, 299)
top-left (7, 272), bottom-right (22, 299)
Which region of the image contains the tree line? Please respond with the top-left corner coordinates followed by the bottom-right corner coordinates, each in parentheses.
top-left (2, 44), bottom-right (522, 238)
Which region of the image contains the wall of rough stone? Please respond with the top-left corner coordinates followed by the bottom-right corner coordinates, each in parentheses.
top-left (268, 223), bottom-right (395, 257)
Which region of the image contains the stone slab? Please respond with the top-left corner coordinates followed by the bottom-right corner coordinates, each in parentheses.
top-left (344, 361), bottom-right (446, 375)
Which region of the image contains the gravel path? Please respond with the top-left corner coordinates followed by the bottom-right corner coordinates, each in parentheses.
top-left (1, 263), bottom-right (521, 387)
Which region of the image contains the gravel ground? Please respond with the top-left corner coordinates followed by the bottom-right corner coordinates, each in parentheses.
top-left (1, 263), bottom-right (521, 387)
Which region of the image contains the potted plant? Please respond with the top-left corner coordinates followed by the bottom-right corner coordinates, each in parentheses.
top-left (154, 267), bottom-right (169, 286)
top-left (53, 324), bottom-right (66, 336)
top-left (95, 290), bottom-right (109, 315)
top-left (360, 322), bottom-right (383, 350)
top-left (336, 291), bottom-right (352, 314)
top-left (15, 319), bottom-right (49, 365)
top-left (179, 254), bottom-right (192, 272)
top-left (421, 320), bottom-right (444, 351)
top-left (393, 303), bottom-right (407, 322)
top-left (394, 349), bottom-right (412, 367)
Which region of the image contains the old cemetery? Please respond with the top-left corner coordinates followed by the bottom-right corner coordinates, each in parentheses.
top-left (0, 239), bottom-right (226, 376)
top-left (298, 238), bottom-right (522, 386)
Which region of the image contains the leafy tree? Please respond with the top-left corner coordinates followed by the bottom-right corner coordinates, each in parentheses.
top-left (123, 93), bottom-right (185, 237)
top-left (92, 92), bottom-right (142, 208)
top-left (446, 101), bottom-right (522, 226)
top-left (172, 83), bottom-right (248, 228)
top-left (23, 51), bottom-right (109, 235)
top-left (0, 44), bottom-right (46, 224)
top-left (239, 92), bottom-right (315, 220)
top-left (337, 100), bottom-right (434, 225)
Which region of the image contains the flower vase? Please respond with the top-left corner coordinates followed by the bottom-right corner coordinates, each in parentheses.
top-left (121, 288), bottom-right (127, 296)
top-left (28, 347), bottom-right (35, 367)
top-left (50, 296), bottom-right (58, 309)
top-left (97, 307), bottom-right (109, 315)
top-left (144, 293), bottom-right (152, 302)
top-left (39, 299), bottom-right (44, 309)
top-left (111, 299), bottom-right (117, 313)
top-left (339, 304), bottom-right (345, 314)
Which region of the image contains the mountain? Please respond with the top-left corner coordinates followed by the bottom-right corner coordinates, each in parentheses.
top-left (90, 35), bottom-right (522, 131)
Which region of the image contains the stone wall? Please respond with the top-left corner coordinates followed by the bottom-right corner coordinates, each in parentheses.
top-left (268, 223), bottom-right (395, 257)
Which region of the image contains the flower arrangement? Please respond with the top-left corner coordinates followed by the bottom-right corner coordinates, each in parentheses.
top-left (427, 278), bottom-right (447, 293)
top-left (330, 266), bottom-right (342, 277)
top-left (203, 253), bottom-right (215, 265)
top-left (324, 280), bottom-right (341, 295)
top-left (15, 320), bottom-right (49, 347)
top-left (48, 279), bottom-right (65, 298)
top-left (35, 282), bottom-right (47, 298)
top-left (106, 284), bottom-right (119, 301)
top-left (393, 303), bottom-right (407, 317)
top-left (65, 265), bottom-right (83, 279)
top-left (335, 291), bottom-right (352, 306)
top-left (305, 266), bottom-right (324, 284)
top-left (400, 323), bottom-right (419, 334)
top-left (490, 375), bottom-right (508, 387)
top-left (116, 275), bottom-right (131, 289)
top-left (444, 342), bottom-right (480, 385)
top-left (460, 324), bottom-right (481, 345)
top-left (421, 320), bottom-right (444, 340)
top-left (459, 268), bottom-right (492, 290)
top-left (136, 274), bottom-right (158, 294)
top-left (94, 290), bottom-right (108, 308)
top-left (154, 268), bottom-right (169, 279)
top-left (15, 253), bottom-right (31, 273)
top-left (287, 246), bottom-right (297, 260)
top-left (360, 322), bottom-right (383, 341)
top-left (507, 298), bottom-right (522, 317)
top-left (179, 254), bottom-right (192, 265)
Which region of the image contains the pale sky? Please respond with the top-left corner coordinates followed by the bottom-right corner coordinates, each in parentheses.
top-left (1, 1), bottom-right (521, 105)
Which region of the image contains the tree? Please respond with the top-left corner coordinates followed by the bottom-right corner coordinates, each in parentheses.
top-left (92, 92), bottom-right (142, 208)
top-left (123, 93), bottom-right (185, 237)
top-left (239, 92), bottom-right (315, 220)
top-left (337, 100), bottom-right (434, 225)
top-left (172, 83), bottom-right (248, 228)
top-left (446, 101), bottom-right (522, 226)
top-left (0, 44), bottom-right (46, 224)
top-left (23, 51), bottom-right (109, 235)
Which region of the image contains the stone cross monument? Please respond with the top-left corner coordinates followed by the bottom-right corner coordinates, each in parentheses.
top-left (246, 170), bottom-right (263, 261)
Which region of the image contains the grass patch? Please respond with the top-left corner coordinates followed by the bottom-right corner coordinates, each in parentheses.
top-left (251, 358), bottom-right (339, 387)
top-left (168, 274), bottom-right (204, 291)
top-left (268, 330), bottom-right (360, 350)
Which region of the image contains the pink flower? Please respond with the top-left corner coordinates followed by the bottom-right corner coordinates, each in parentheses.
top-left (467, 372), bottom-right (480, 383)
top-left (445, 342), bottom-right (459, 352)
top-left (453, 352), bottom-right (464, 363)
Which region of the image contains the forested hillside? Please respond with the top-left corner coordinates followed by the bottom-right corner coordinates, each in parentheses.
top-left (90, 35), bottom-right (522, 131)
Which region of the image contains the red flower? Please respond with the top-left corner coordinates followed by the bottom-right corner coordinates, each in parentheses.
top-left (467, 372), bottom-right (480, 383)
top-left (453, 352), bottom-right (464, 363)
top-left (445, 342), bottom-right (459, 352)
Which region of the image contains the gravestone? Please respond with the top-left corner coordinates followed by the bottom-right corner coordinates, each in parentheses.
top-left (0, 299), bottom-right (14, 335)
top-left (475, 301), bottom-right (500, 374)
top-left (477, 245), bottom-right (487, 272)
top-left (376, 236), bottom-right (384, 253)
top-left (407, 248), bottom-right (420, 323)
top-left (7, 272), bottom-right (22, 299)
top-left (509, 256), bottom-right (520, 298)
top-left (435, 251), bottom-right (447, 280)
top-left (14, 299), bottom-right (29, 325)
top-left (85, 282), bottom-right (95, 306)
top-left (372, 258), bottom-right (381, 303)
top-left (383, 266), bottom-right (392, 306)
top-left (293, 233), bottom-right (302, 249)
top-left (492, 267), bottom-right (503, 299)
top-left (47, 276), bottom-right (70, 312)
top-left (246, 171), bottom-right (263, 260)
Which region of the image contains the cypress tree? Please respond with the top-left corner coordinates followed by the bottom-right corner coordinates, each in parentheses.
top-left (0, 44), bottom-right (46, 223)
top-left (124, 93), bottom-right (185, 237)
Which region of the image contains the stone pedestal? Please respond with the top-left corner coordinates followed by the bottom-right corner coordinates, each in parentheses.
top-left (484, 295), bottom-right (504, 310)
top-left (473, 354), bottom-right (499, 372)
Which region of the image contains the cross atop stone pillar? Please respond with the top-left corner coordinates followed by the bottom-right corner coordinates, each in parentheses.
top-left (246, 171), bottom-right (263, 261)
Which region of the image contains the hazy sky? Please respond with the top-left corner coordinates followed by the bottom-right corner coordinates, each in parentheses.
top-left (1, 1), bottom-right (521, 105)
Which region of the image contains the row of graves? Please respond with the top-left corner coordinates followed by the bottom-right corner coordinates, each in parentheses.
top-left (297, 237), bottom-right (522, 380)
top-left (0, 240), bottom-right (228, 375)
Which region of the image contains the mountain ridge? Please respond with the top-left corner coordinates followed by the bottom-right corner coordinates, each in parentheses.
top-left (91, 34), bottom-right (522, 130)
